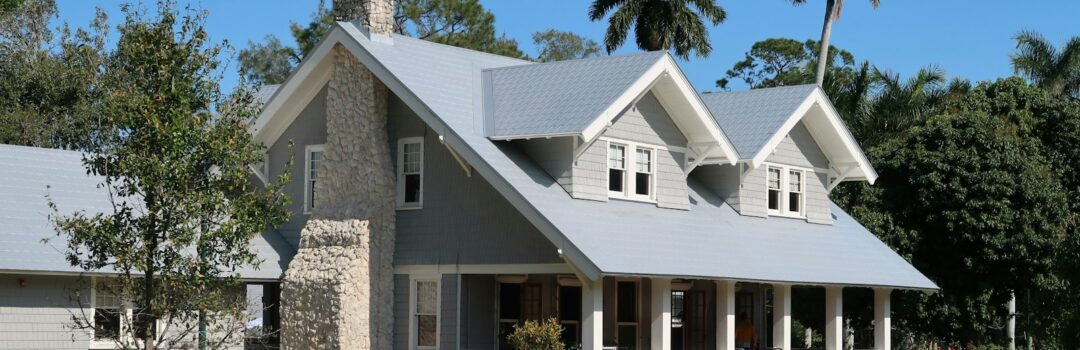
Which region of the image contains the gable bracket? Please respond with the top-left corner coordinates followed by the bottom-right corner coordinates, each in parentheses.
top-left (827, 163), bottom-right (859, 192)
top-left (573, 124), bottom-right (611, 165)
top-left (684, 141), bottom-right (719, 176)
top-left (439, 135), bottom-right (472, 177)
top-left (249, 164), bottom-right (269, 185)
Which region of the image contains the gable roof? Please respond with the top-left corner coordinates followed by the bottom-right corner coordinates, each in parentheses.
top-left (254, 22), bottom-right (933, 291)
top-left (0, 144), bottom-right (294, 280)
top-left (702, 85), bottom-right (878, 184)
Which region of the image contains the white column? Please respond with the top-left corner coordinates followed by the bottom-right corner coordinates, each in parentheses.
top-left (1007, 292), bottom-right (1016, 350)
top-left (651, 278), bottom-right (672, 350)
top-left (874, 288), bottom-right (892, 350)
top-left (583, 278), bottom-right (604, 350)
top-left (773, 284), bottom-right (792, 350)
top-left (716, 280), bottom-right (736, 350)
top-left (825, 286), bottom-right (843, 350)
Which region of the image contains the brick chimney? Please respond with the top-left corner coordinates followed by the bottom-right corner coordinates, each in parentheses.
top-left (281, 0), bottom-right (396, 349)
top-left (332, 0), bottom-right (394, 36)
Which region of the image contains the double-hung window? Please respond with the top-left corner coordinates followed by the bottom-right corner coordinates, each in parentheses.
top-left (398, 137), bottom-right (424, 209)
top-left (607, 141), bottom-right (656, 201)
top-left (94, 286), bottom-right (122, 341)
top-left (304, 144), bottom-right (325, 213)
top-left (766, 164), bottom-right (806, 217)
top-left (412, 278), bottom-right (439, 349)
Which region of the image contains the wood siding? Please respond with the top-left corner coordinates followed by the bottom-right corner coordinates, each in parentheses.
top-left (0, 274), bottom-right (90, 349)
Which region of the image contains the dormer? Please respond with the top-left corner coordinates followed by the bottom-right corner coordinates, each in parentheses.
top-left (696, 85), bottom-right (878, 224)
top-left (483, 52), bottom-right (738, 210)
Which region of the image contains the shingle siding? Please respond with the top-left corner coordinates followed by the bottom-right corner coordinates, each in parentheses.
top-left (764, 122), bottom-right (832, 224)
top-left (390, 95), bottom-right (563, 266)
top-left (570, 139), bottom-right (608, 201)
top-left (739, 165), bottom-right (769, 217)
top-left (0, 274), bottom-right (90, 350)
top-left (691, 164), bottom-right (742, 211)
top-left (515, 138), bottom-right (574, 196)
top-left (266, 84), bottom-right (329, 249)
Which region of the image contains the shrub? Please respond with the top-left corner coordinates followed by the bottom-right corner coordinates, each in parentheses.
top-left (506, 318), bottom-right (566, 350)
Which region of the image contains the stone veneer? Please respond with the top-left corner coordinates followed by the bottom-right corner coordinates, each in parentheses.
top-left (280, 1), bottom-right (397, 345)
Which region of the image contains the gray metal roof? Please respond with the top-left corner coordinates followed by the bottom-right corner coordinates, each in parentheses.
top-left (0, 144), bottom-right (293, 280)
top-left (483, 52), bottom-right (666, 138)
top-left (701, 84), bottom-right (818, 159)
top-left (336, 24), bottom-right (936, 290)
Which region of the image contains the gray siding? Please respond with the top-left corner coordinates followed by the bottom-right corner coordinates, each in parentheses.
top-left (459, 275), bottom-right (496, 350)
top-left (266, 85), bottom-right (329, 248)
top-left (516, 138), bottom-right (574, 196)
top-left (739, 165), bottom-right (769, 217)
top-left (572, 91), bottom-right (692, 209)
top-left (441, 274), bottom-right (459, 349)
top-left (389, 94), bottom-right (563, 266)
top-left (393, 275), bottom-right (410, 350)
top-left (764, 122), bottom-right (832, 224)
top-left (0, 274), bottom-right (90, 349)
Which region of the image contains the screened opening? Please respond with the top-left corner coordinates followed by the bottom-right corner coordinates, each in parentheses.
top-left (616, 281), bottom-right (638, 347)
top-left (559, 286), bottom-right (582, 347)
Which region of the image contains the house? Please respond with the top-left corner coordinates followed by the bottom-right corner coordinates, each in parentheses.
top-left (0, 3), bottom-right (936, 350)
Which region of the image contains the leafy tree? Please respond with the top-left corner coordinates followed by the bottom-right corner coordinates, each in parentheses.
top-left (787, 0), bottom-right (880, 86)
top-left (0, 0), bottom-right (23, 12)
top-left (51, 2), bottom-right (290, 349)
top-left (716, 38), bottom-right (853, 90)
top-left (236, 2), bottom-right (332, 86)
top-left (396, 0), bottom-right (523, 58)
top-left (0, 0), bottom-right (107, 148)
top-left (532, 29), bottom-right (601, 62)
top-left (1011, 30), bottom-right (1080, 99)
top-left (588, 0), bottom-right (726, 59)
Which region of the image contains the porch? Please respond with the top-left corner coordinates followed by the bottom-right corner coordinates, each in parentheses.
top-left (400, 267), bottom-right (894, 350)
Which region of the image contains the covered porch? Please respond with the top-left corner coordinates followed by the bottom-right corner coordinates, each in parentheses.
top-left (448, 270), bottom-right (896, 350)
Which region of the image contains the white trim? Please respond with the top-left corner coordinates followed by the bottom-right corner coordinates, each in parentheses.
top-left (764, 162), bottom-right (808, 219)
top-left (605, 138), bottom-right (658, 203)
top-left (409, 275), bottom-right (441, 350)
top-left (397, 137), bottom-right (425, 210)
top-left (746, 87), bottom-right (878, 184)
top-left (394, 263), bottom-right (573, 275)
top-left (439, 135), bottom-right (471, 177)
top-left (303, 144), bottom-right (325, 214)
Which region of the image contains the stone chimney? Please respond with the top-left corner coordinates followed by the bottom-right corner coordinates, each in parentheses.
top-left (281, 0), bottom-right (396, 349)
top-left (333, 0), bottom-right (394, 36)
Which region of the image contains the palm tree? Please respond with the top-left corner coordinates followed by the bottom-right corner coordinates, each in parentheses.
top-left (1011, 30), bottom-right (1080, 99)
top-left (588, 0), bottom-right (726, 59)
top-left (789, 0), bottom-right (880, 86)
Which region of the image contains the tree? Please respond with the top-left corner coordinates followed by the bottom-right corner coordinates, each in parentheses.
top-left (237, 2), bottom-right (332, 86)
top-left (532, 29), bottom-right (601, 62)
top-left (716, 38), bottom-right (853, 90)
top-left (51, 2), bottom-right (291, 349)
top-left (0, 0), bottom-right (107, 149)
top-left (788, 0), bottom-right (880, 86)
top-left (588, 0), bottom-right (726, 59)
top-left (1011, 30), bottom-right (1080, 99)
top-left (395, 0), bottom-right (524, 58)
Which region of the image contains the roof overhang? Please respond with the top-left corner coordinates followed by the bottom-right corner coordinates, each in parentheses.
top-left (251, 28), bottom-right (342, 146)
top-left (747, 87), bottom-right (878, 184)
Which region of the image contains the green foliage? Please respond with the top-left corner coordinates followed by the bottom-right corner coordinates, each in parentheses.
top-left (716, 38), bottom-right (853, 90)
top-left (50, 1), bottom-right (291, 348)
top-left (236, 2), bottom-right (331, 85)
top-left (532, 29), bottom-right (601, 63)
top-left (0, 0), bottom-right (23, 13)
top-left (588, 0), bottom-right (726, 59)
top-left (506, 318), bottom-right (566, 350)
top-left (0, 0), bottom-right (108, 148)
top-left (1011, 30), bottom-right (1080, 99)
top-left (396, 0), bottom-right (523, 58)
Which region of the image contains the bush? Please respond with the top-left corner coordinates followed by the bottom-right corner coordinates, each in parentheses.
top-left (506, 318), bottom-right (566, 350)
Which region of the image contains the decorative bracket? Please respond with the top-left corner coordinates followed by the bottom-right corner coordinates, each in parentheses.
top-left (827, 163), bottom-right (859, 192)
top-left (439, 135), bottom-right (472, 177)
top-left (684, 141), bottom-right (719, 176)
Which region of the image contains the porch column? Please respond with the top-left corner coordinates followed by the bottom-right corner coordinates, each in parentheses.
top-left (773, 284), bottom-right (792, 350)
top-left (825, 286), bottom-right (843, 350)
top-left (716, 280), bottom-right (736, 350)
top-left (651, 278), bottom-right (672, 350)
top-left (874, 288), bottom-right (892, 350)
top-left (583, 278), bottom-right (604, 350)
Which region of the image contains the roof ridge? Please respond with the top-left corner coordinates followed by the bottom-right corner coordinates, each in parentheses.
top-left (702, 83), bottom-right (818, 97)
top-left (482, 50), bottom-right (667, 73)
top-left (386, 32), bottom-right (534, 65)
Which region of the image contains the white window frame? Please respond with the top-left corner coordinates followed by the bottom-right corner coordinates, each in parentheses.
top-left (89, 278), bottom-right (161, 350)
top-left (764, 162), bottom-right (808, 218)
top-left (604, 138), bottom-right (658, 203)
top-left (397, 137), bottom-right (425, 210)
top-left (409, 275), bottom-right (441, 350)
top-left (303, 144), bottom-right (325, 214)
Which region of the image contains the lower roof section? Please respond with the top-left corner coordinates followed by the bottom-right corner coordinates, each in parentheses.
top-left (0, 144), bottom-right (293, 281)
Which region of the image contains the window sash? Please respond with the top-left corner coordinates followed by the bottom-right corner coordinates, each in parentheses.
top-left (413, 279), bottom-right (439, 349)
top-left (398, 138), bottom-right (424, 208)
top-left (765, 164), bottom-right (807, 217)
top-left (304, 145), bottom-right (325, 213)
top-left (608, 141), bottom-right (655, 201)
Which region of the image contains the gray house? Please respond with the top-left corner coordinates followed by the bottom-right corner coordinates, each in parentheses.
top-left (0, 10), bottom-right (935, 350)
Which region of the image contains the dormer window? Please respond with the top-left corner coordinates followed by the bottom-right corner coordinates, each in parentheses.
top-left (766, 164), bottom-right (806, 217)
top-left (608, 140), bottom-right (656, 201)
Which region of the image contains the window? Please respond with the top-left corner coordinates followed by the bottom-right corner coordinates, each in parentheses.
top-left (608, 143), bottom-right (626, 193)
top-left (765, 164), bottom-right (807, 217)
top-left (412, 279), bottom-right (439, 349)
top-left (398, 137), bottom-right (424, 209)
top-left (304, 144), bottom-right (324, 213)
top-left (94, 287), bottom-right (122, 340)
top-left (671, 291), bottom-right (685, 328)
top-left (616, 280), bottom-right (638, 349)
top-left (522, 284), bottom-right (542, 322)
top-left (607, 140), bottom-right (656, 201)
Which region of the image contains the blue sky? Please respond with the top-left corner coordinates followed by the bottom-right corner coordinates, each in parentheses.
top-left (55, 1), bottom-right (1080, 93)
